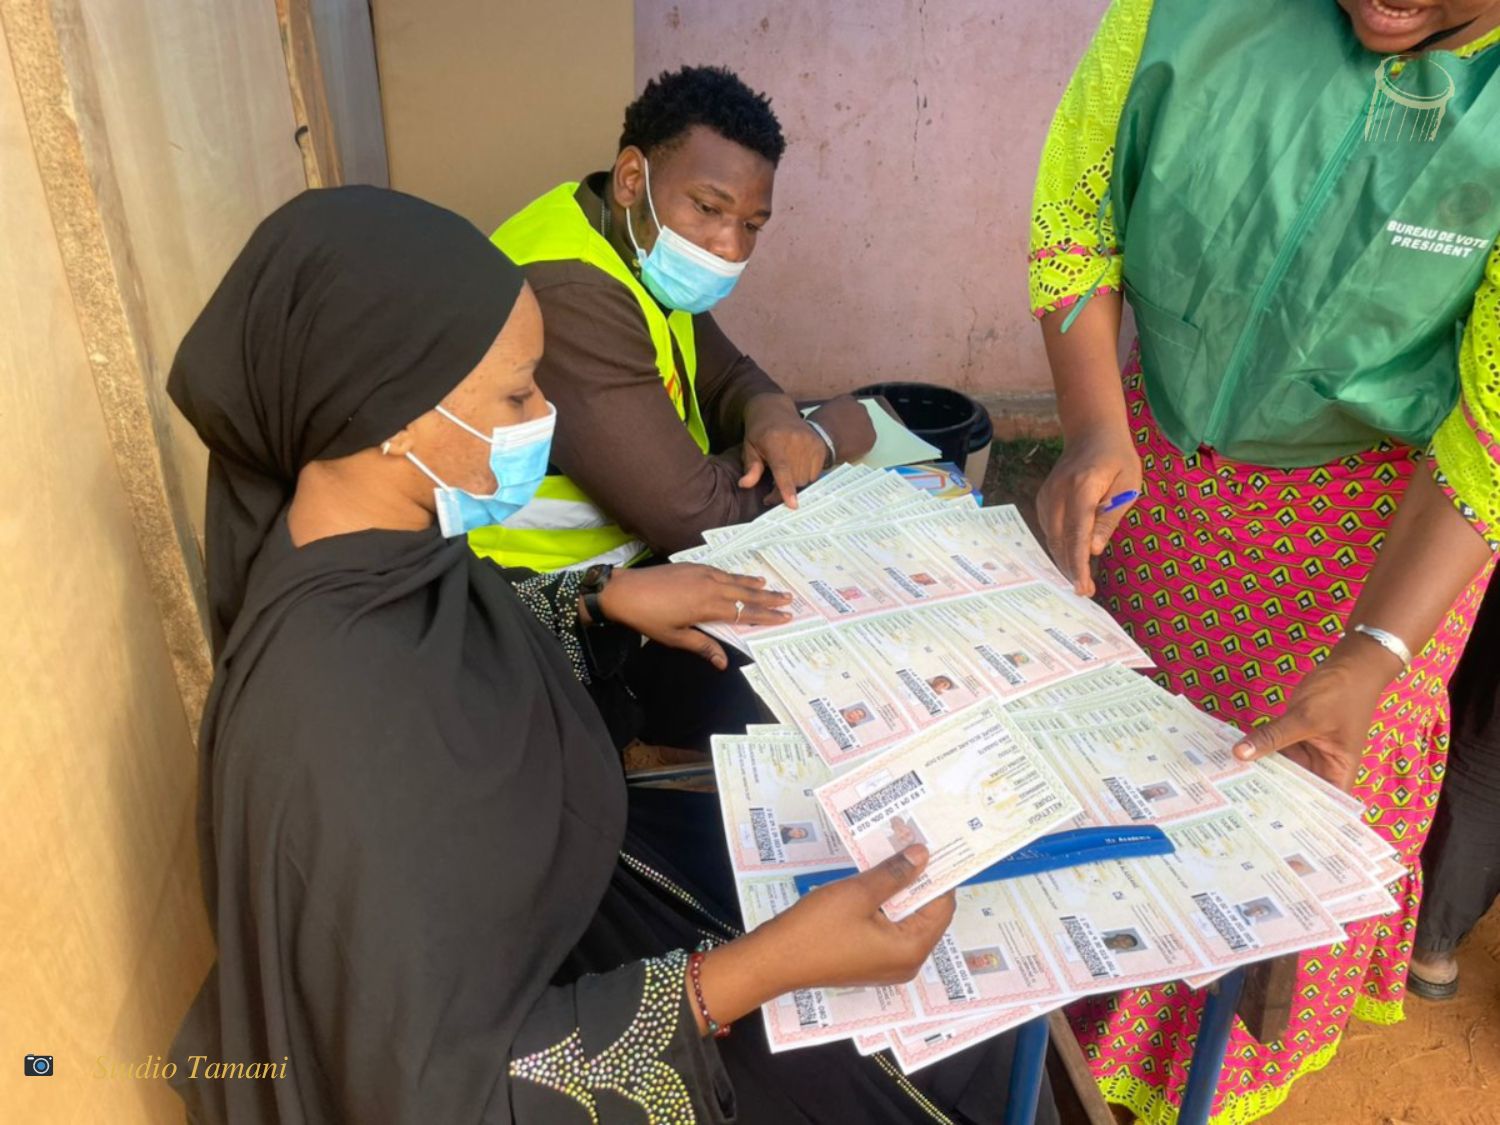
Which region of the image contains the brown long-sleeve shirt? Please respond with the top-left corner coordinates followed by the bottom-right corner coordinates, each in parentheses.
top-left (522, 177), bottom-right (783, 556)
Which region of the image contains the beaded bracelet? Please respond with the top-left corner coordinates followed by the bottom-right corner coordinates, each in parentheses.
top-left (687, 950), bottom-right (731, 1039)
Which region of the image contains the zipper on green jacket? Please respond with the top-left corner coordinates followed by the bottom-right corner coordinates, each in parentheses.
top-left (1204, 106), bottom-right (1368, 448)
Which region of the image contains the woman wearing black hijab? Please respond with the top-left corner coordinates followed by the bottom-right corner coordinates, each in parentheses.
top-left (165, 186), bottom-right (1051, 1124)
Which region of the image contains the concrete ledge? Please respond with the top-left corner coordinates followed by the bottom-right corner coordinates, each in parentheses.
top-left (974, 392), bottom-right (1061, 442)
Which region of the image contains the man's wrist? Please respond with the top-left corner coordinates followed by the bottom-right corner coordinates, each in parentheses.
top-left (805, 419), bottom-right (837, 467)
top-left (743, 390), bottom-right (799, 429)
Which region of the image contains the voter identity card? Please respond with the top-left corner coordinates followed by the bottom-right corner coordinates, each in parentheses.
top-left (814, 701), bottom-right (1081, 919)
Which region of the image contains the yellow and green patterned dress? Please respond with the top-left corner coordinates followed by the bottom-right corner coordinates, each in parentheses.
top-left (1030, 2), bottom-right (1500, 1122)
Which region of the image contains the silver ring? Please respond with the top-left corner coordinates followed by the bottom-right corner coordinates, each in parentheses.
top-left (734, 599), bottom-right (745, 623)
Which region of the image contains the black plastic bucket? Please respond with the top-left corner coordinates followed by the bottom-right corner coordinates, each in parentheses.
top-left (854, 381), bottom-right (992, 468)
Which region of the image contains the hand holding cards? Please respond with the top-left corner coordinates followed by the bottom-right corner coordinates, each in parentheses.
top-left (698, 470), bottom-right (1403, 1074)
top-left (813, 702), bottom-right (1081, 918)
top-left (732, 850), bottom-right (953, 1050)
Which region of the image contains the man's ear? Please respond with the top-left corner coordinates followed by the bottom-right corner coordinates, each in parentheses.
top-left (613, 146), bottom-right (647, 210)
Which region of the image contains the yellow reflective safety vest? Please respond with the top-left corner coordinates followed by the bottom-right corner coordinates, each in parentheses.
top-left (470, 182), bottom-right (710, 572)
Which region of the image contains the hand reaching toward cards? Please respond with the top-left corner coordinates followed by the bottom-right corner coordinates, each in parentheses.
top-left (591, 564), bottom-right (793, 669)
top-left (1231, 639), bottom-right (1400, 791)
top-left (1036, 425), bottom-right (1141, 597)
top-left (740, 392), bottom-right (835, 510)
top-left (686, 846), bottom-right (956, 1035)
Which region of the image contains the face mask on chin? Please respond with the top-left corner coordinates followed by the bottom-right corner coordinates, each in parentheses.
top-left (625, 157), bottom-right (747, 313)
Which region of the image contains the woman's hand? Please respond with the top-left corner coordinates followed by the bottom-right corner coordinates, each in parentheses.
top-left (762, 845), bottom-right (956, 990)
top-left (1230, 637), bottom-right (1403, 791)
top-left (1238, 466), bottom-right (1490, 790)
top-left (1036, 425), bottom-right (1141, 597)
top-left (687, 846), bottom-right (954, 1034)
top-left (592, 563), bottom-right (793, 669)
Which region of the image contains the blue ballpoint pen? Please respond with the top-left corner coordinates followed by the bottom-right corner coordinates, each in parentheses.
top-left (1099, 489), bottom-right (1141, 514)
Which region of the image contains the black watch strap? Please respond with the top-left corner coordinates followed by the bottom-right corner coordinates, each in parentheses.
top-left (579, 563), bottom-right (614, 626)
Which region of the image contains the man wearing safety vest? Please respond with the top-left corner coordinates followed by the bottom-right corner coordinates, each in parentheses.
top-left (476, 65), bottom-right (876, 575)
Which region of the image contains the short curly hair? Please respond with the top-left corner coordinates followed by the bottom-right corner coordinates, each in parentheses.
top-left (620, 65), bottom-right (786, 166)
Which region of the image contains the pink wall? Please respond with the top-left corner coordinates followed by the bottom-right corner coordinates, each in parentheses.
top-left (635, 0), bottom-right (1110, 421)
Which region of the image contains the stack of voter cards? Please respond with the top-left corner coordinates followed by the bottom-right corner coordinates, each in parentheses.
top-left (691, 469), bottom-right (1402, 1073)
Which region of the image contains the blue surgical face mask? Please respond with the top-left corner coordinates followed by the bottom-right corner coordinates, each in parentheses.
top-left (405, 402), bottom-right (556, 537)
top-left (626, 157), bottom-right (747, 313)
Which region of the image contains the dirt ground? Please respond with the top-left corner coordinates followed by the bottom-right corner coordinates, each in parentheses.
top-left (982, 441), bottom-right (1500, 1125)
top-left (1273, 910), bottom-right (1500, 1125)
top-left (981, 437), bottom-right (1061, 533)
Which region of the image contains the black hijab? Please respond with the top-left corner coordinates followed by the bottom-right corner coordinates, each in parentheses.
top-left (166, 188), bottom-right (628, 1123)
top-left (169, 185), bottom-right (522, 653)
